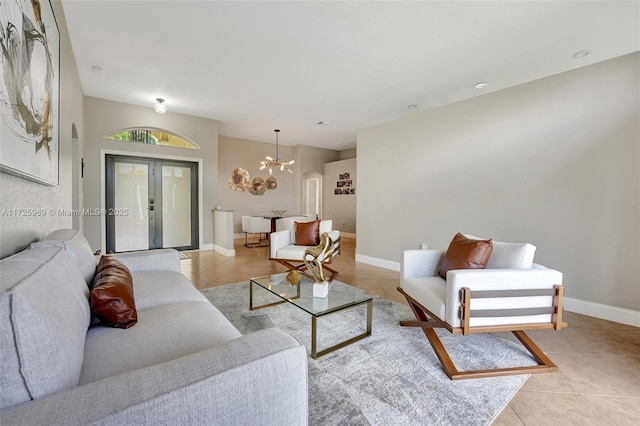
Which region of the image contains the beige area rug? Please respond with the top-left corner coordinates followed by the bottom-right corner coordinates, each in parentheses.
top-left (201, 281), bottom-right (534, 426)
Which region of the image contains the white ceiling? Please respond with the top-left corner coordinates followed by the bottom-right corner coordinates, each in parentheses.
top-left (61, 1), bottom-right (639, 150)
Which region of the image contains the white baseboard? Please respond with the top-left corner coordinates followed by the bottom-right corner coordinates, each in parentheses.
top-left (564, 297), bottom-right (640, 327)
top-left (355, 254), bottom-right (400, 271)
top-left (200, 243), bottom-right (213, 251)
top-left (213, 245), bottom-right (235, 257)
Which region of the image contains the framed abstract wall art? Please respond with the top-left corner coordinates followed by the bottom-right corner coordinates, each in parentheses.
top-left (0, 0), bottom-right (60, 185)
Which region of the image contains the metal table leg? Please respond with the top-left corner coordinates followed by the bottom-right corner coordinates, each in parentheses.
top-left (311, 299), bottom-right (373, 358)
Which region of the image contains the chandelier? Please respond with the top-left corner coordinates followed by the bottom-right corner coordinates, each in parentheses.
top-left (259, 129), bottom-right (294, 174)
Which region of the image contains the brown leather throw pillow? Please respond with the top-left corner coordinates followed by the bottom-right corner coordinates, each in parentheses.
top-left (90, 256), bottom-right (137, 329)
top-left (294, 220), bottom-right (321, 246)
top-left (437, 233), bottom-right (493, 279)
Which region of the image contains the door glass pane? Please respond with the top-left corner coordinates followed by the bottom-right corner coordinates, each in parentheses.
top-left (306, 178), bottom-right (319, 217)
top-left (162, 165), bottom-right (192, 247)
top-left (114, 162), bottom-right (149, 251)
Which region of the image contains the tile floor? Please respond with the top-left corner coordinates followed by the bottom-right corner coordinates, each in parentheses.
top-left (181, 236), bottom-right (640, 425)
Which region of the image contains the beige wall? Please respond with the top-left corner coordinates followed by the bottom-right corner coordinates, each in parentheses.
top-left (82, 97), bottom-right (219, 251)
top-left (338, 148), bottom-right (357, 160)
top-left (0, 0), bottom-right (85, 258)
top-left (217, 135), bottom-right (295, 234)
top-left (357, 53), bottom-right (639, 312)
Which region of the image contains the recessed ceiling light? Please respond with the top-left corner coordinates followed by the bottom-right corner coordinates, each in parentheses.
top-left (474, 82), bottom-right (488, 89)
top-left (407, 104), bottom-right (418, 109)
top-left (572, 49), bottom-right (591, 59)
top-left (91, 65), bottom-right (103, 74)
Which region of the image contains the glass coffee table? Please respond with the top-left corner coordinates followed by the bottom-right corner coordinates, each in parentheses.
top-left (249, 273), bottom-right (373, 358)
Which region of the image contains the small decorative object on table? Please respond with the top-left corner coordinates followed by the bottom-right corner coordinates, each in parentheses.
top-left (271, 209), bottom-right (287, 216)
top-left (304, 232), bottom-right (337, 298)
top-left (286, 270), bottom-right (302, 286)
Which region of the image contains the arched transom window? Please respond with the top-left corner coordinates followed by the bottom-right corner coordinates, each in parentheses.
top-left (105, 127), bottom-right (199, 149)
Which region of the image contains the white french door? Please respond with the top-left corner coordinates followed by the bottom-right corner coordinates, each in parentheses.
top-left (105, 155), bottom-right (198, 253)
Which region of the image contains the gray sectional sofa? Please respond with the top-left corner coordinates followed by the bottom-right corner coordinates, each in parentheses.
top-left (1, 229), bottom-right (308, 425)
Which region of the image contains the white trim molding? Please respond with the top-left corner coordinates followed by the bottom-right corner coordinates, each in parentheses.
top-left (564, 297), bottom-right (640, 327)
top-left (355, 254), bottom-right (400, 271)
top-left (214, 245), bottom-right (235, 257)
top-left (200, 243), bottom-right (214, 251)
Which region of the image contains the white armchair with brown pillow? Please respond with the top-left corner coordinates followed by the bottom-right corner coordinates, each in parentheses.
top-left (398, 232), bottom-right (567, 380)
top-left (270, 219), bottom-right (341, 282)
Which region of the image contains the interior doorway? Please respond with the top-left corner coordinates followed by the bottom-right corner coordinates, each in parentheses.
top-left (105, 154), bottom-right (199, 252)
top-left (305, 173), bottom-right (322, 218)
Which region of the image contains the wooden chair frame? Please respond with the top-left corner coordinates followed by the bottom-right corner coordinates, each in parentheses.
top-left (397, 285), bottom-right (567, 380)
top-left (273, 256), bottom-right (339, 283)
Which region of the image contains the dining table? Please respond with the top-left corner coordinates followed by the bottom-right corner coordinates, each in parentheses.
top-left (261, 215), bottom-right (292, 235)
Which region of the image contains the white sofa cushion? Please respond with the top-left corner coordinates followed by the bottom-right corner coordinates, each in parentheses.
top-left (464, 234), bottom-right (536, 269)
top-left (488, 241), bottom-right (536, 269)
top-left (80, 301), bottom-right (241, 385)
top-left (32, 229), bottom-right (97, 284)
top-left (132, 270), bottom-right (210, 311)
top-left (0, 246), bottom-right (90, 408)
top-left (276, 244), bottom-right (308, 261)
top-left (401, 276), bottom-right (447, 322)
top-left (111, 249), bottom-right (181, 273)
top-left (0, 247), bottom-right (65, 409)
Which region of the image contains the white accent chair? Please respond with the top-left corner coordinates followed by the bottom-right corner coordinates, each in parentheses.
top-left (270, 219), bottom-right (341, 282)
top-left (241, 216), bottom-right (271, 248)
top-left (274, 216), bottom-right (311, 232)
top-left (398, 236), bottom-right (567, 380)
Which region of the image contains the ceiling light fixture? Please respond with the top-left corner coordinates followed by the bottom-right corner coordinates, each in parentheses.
top-left (474, 82), bottom-right (488, 89)
top-left (154, 98), bottom-right (167, 114)
top-left (259, 129), bottom-right (294, 174)
top-left (572, 49), bottom-right (591, 59)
